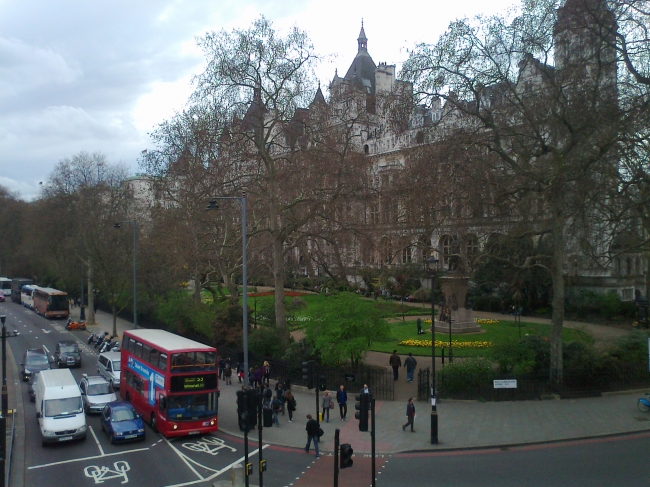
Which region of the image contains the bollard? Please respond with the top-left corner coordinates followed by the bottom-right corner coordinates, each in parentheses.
top-left (231, 463), bottom-right (245, 487)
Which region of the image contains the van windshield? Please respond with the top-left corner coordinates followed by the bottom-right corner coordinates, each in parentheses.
top-left (45, 397), bottom-right (83, 417)
top-left (112, 361), bottom-right (121, 372)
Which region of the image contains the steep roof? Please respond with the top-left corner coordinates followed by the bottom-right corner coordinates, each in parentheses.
top-left (343, 22), bottom-right (377, 94)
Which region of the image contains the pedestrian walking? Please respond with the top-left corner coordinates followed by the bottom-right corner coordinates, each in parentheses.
top-left (389, 350), bottom-right (402, 380)
top-left (254, 366), bottom-right (263, 389)
top-left (360, 384), bottom-right (370, 394)
top-left (404, 352), bottom-right (417, 383)
top-left (275, 382), bottom-right (285, 415)
top-left (402, 397), bottom-right (416, 432)
top-left (305, 414), bottom-right (320, 457)
top-left (271, 397), bottom-right (282, 426)
top-left (223, 359), bottom-right (232, 385)
top-left (321, 391), bottom-right (333, 423)
top-left (218, 358), bottom-right (226, 379)
top-left (336, 385), bottom-right (348, 421)
top-left (416, 318), bottom-right (423, 335)
top-left (263, 361), bottom-right (271, 387)
top-left (236, 362), bottom-right (244, 383)
top-left (285, 390), bottom-right (296, 422)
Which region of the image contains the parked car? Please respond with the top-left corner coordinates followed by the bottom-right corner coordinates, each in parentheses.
top-left (28, 372), bottom-right (40, 402)
top-left (100, 401), bottom-right (146, 444)
top-left (0, 294), bottom-right (5, 302)
top-left (21, 348), bottom-right (50, 382)
top-left (53, 340), bottom-right (82, 368)
top-left (97, 351), bottom-right (121, 390)
top-left (79, 375), bottom-right (117, 414)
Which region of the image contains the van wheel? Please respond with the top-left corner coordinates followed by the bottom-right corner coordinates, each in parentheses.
top-left (150, 414), bottom-right (157, 433)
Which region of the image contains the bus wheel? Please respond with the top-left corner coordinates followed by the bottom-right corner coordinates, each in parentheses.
top-left (125, 392), bottom-right (130, 403)
top-left (150, 414), bottom-right (157, 433)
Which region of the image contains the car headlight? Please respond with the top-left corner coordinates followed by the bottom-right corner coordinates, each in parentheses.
top-left (115, 431), bottom-right (123, 436)
top-left (137, 428), bottom-right (144, 433)
top-left (79, 425), bottom-right (87, 432)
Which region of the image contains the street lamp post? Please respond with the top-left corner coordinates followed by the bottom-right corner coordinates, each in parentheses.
top-left (113, 219), bottom-right (137, 330)
top-left (0, 314), bottom-right (7, 487)
top-left (207, 193), bottom-right (249, 387)
top-left (426, 256), bottom-right (439, 445)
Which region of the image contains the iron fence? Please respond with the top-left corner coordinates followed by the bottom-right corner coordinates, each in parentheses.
top-left (217, 345), bottom-right (394, 400)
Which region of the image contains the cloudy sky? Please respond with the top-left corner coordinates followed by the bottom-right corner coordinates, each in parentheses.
top-left (0, 0), bottom-right (516, 200)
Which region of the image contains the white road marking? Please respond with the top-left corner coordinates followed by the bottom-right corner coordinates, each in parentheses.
top-left (42, 345), bottom-right (50, 354)
top-left (90, 425), bottom-right (104, 456)
top-left (84, 461), bottom-right (130, 484)
top-left (28, 447), bottom-right (149, 470)
top-left (41, 329), bottom-right (52, 334)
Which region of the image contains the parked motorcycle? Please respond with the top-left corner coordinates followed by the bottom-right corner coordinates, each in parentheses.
top-left (638, 393), bottom-right (650, 412)
top-left (94, 332), bottom-right (109, 349)
top-left (87, 332), bottom-right (97, 345)
top-left (66, 318), bottom-right (86, 331)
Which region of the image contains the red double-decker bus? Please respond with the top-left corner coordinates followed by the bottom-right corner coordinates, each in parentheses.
top-left (120, 329), bottom-right (219, 437)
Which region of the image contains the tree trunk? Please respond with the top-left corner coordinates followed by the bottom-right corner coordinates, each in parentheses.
top-left (273, 234), bottom-right (287, 340)
top-left (112, 303), bottom-right (117, 338)
top-left (549, 209), bottom-right (566, 387)
top-left (87, 258), bottom-right (96, 326)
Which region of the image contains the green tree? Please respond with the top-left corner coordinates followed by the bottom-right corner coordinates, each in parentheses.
top-left (303, 294), bottom-right (391, 366)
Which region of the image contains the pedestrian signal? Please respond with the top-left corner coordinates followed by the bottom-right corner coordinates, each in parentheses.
top-left (355, 393), bottom-right (369, 431)
top-left (340, 443), bottom-right (354, 469)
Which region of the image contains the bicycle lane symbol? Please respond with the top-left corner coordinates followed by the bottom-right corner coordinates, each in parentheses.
top-left (84, 461), bottom-right (131, 484)
top-left (182, 437), bottom-right (237, 456)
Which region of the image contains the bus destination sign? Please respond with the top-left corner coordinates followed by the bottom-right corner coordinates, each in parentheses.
top-left (171, 373), bottom-right (217, 392)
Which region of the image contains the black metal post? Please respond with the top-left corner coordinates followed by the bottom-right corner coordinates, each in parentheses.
top-left (334, 429), bottom-right (340, 487)
top-left (429, 265), bottom-right (438, 445)
top-left (448, 307), bottom-right (453, 364)
top-left (371, 397), bottom-right (376, 487)
top-left (80, 271), bottom-right (86, 321)
top-left (0, 315), bottom-right (7, 487)
top-left (315, 365), bottom-right (320, 423)
top-left (258, 391), bottom-right (263, 487)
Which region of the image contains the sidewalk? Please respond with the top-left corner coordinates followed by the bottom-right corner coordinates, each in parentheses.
top-left (75, 307), bottom-right (650, 454)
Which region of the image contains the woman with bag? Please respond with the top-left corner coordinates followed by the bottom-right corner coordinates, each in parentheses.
top-left (321, 390), bottom-right (333, 423)
top-left (285, 390), bottom-right (296, 422)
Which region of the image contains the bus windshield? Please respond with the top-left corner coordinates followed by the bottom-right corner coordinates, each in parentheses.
top-left (45, 397), bottom-right (83, 417)
top-left (170, 351), bottom-right (216, 373)
top-left (48, 295), bottom-right (69, 311)
top-left (167, 392), bottom-right (218, 420)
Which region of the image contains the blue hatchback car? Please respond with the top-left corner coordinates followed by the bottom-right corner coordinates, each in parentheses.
top-left (100, 401), bottom-right (146, 444)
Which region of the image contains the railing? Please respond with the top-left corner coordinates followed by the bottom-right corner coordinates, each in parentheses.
top-left (217, 345), bottom-right (394, 400)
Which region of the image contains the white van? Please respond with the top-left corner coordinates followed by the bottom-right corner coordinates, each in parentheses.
top-left (35, 369), bottom-right (87, 445)
top-left (97, 351), bottom-right (121, 390)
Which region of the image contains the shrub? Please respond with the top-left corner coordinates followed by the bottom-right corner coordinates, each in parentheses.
top-left (489, 336), bottom-right (550, 375)
top-left (248, 327), bottom-right (289, 358)
top-left (438, 358), bottom-right (495, 394)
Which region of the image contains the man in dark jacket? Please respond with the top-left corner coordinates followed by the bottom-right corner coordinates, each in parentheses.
top-left (305, 414), bottom-right (320, 457)
top-left (404, 352), bottom-right (417, 383)
top-left (336, 385), bottom-right (348, 421)
top-left (389, 350), bottom-right (402, 380)
top-left (402, 397), bottom-right (416, 432)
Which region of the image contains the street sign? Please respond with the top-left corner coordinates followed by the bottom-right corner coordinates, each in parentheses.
top-left (493, 379), bottom-right (517, 389)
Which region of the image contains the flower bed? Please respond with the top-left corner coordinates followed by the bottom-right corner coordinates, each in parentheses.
top-left (398, 339), bottom-right (493, 348)
top-left (474, 318), bottom-right (499, 324)
top-left (247, 291), bottom-right (309, 297)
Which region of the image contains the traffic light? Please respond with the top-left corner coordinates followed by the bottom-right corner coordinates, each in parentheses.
top-left (318, 374), bottom-right (327, 391)
top-left (355, 393), bottom-right (369, 431)
top-left (301, 360), bottom-right (315, 389)
top-left (340, 443), bottom-right (354, 469)
top-left (236, 389), bottom-right (258, 431)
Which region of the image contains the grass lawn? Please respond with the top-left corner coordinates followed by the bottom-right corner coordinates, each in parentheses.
top-left (369, 320), bottom-right (594, 357)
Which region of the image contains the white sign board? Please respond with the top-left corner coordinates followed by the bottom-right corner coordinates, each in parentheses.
top-left (493, 379), bottom-right (517, 389)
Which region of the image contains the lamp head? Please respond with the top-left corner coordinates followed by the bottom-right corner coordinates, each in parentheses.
top-left (0, 315), bottom-right (5, 325)
top-left (206, 199), bottom-right (220, 211)
top-left (426, 256), bottom-right (439, 273)
top-left (113, 223), bottom-right (122, 229)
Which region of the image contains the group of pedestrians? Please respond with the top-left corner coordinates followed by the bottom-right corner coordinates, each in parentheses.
top-left (389, 350), bottom-right (418, 382)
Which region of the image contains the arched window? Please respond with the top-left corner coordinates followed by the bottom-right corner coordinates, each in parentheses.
top-left (465, 235), bottom-right (479, 265)
top-left (440, 235), bottom-right (452, 268)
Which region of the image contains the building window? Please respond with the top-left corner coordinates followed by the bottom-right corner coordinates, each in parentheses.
top-left (402, 246), bottom-right (412, 264)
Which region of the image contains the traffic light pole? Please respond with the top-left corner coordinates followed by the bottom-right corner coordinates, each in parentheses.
top-left (244, 393), bottom-right (250, 487)
top-left (334, 429), bottom-right (340, 487)
top-left (371, 398), bottom-right (376, 487)
top-left (258, 391), bottom-right (264, 487)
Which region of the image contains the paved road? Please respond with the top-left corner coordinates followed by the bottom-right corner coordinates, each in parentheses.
top-left (1, 300), bottom-right (314, 487)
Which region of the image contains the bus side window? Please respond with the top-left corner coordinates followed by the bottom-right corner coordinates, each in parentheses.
top-left (127, 337), bottom-right (136, 353)
top-left (159, 353), bottom-right (167, 372)
top-left (135, 342), bottom-right (143, 358)
top-left (150, 348), bottom-right (159, 368)
top-left (159, 394), bottom-right (167, 413)
top-left (142, 344), bottom-right (151, 364)
top-left (122, 336), bottom-right (129, 350)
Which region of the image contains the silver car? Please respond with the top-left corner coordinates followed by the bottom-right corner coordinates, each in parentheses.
top-left (97, 352), bottom-right (121, 390)
top-left (79, 375), bottom-right (117, 414)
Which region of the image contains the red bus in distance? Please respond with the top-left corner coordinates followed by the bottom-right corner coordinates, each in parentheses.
top-left (120, 329), bottom-right (219, 437)
top-left (32, 287), bottom-right (69, 319)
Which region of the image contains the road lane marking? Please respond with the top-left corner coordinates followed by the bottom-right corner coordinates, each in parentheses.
top-left (28, 447), bottom-right (149, 470)
top-left (161, 444), bottom-right (269, 487)
top-left (90, 425), bottom-right (105, 456)
top-left (84, 461), bottom-right (130, 484)
top-left (42, 345), bottom-right (50, 354)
